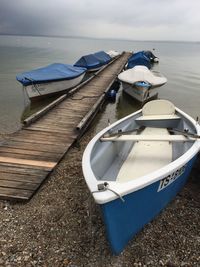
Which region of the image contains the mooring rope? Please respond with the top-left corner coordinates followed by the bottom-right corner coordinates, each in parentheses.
top-left (91, 182), bottom-right (125, 202)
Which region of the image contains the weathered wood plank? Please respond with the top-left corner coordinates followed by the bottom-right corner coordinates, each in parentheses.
top-left (0, 173), bottom-right (44, 183)
top-left (0, 162), bottom-right (52, 172)
top-left (0, 187), bottom-right (34, 200)
top-left (0, 165), bottom-right (48, 176)
top-left (5, 136), bottom-right (71, 146)
top-left (0, 179), bottom-right (39, 191)
top-left (0, 156), bottom-right (56, 169)
top-left (26, 126), bottom-right (76, 134)
top-left (0, 170), bottom-right (47, 181)
top-left (21, 129), bottom-right (74, 139)
top-left (13, 129), bottom-right (72, 139)
top-left (0, 152), bottom-right (61, 162)
top-left (0, 147), bottom-right (62, 158)
top-left (1, 140), bottom-right (68, 153)
top-left (33, 118), bottom-right (80, 126)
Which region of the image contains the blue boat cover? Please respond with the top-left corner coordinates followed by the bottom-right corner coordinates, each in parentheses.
top-left (74, 54), bottom-right (102, 70)
top-left (16, 63), bottom-right (86, 86)
top-left (93, 51), bottom-right (111, 64)
top-left (74, 51), bottom-right (111, 70)
top-left (127, 52), bottom-right (151, 69)
top-left (143, 50), bottom-right (157, 62)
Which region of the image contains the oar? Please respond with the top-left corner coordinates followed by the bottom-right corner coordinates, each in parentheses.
top-left (102, 126), bottom-right (145, 138)
top-left (101, 134), bottom-right (196, 142)
top-left (168, 128), bottom-right (200, 139)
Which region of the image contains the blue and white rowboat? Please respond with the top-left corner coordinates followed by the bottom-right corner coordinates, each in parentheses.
top-left (82, 99), bottom-right (200, 254)
top-left (16, 63), bottom-right (86, 100)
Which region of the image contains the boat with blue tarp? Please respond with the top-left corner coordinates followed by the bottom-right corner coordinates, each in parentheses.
top-left (16, 63), bottom-right (86, 100)
top-left (127, 51), bottom-right (151, 69)
top-left (93, 51), bottom-right (112, 64)
top-left (74, 54), bottom-right (103, 72)
top-left (82, 99), bottom-right (200, 254)
top-left (74, 51), bottom-right (111, 72)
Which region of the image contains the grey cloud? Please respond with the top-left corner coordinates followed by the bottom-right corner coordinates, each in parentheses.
top-left (0, 0), bottom-right (199, 41)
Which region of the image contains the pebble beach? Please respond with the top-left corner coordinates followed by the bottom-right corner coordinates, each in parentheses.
top-left (0, 127), bottom-right (199, 267)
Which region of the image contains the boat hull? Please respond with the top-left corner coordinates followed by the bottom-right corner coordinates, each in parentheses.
top-left (87, 66), bottom-right (102, 72)
top-left (101, 155), bottom-right (197, 254)
top-left (24, 73), bottom-right (85, 100)
top-left (122, 81), bottom-right (159, 102)
top-left (82, 100), bottom-right (200, 254)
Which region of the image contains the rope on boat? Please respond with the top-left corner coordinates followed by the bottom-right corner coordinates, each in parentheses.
top-left (92, 182), bottom-right (125, 203)
top-left (25, 77), bottom-right (42, 96)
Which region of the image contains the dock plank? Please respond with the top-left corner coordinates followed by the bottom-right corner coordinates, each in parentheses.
top-left (1, 140), bottom-right (68, 153)
top-left (0, 169), bottom-right (47, 180)
top-left (0, 187), bottom-right (34, 200)
top-left (0, 173), bottom-right (44, 184)
top-left (0, 156), bottom-right (56, 168)
top-left (0, 179), bottom-right (40, 191)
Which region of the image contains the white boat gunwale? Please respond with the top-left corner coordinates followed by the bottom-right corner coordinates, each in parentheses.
top-left (82, 106), bottom-right (200, 204)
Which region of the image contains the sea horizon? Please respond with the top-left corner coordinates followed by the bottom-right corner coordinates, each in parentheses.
top-left (0, 33), bottom-right (199, 44)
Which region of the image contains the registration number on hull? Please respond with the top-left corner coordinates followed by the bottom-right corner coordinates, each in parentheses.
top-left (157, 165), bottom-right (186, 192)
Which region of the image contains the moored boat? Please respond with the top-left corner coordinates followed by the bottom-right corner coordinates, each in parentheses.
top-left (118, 65), bottom-right (167, 102)
top-left (74, 54), bottom-right (103, 72)
top-left (74, 51), bottom-right (111, 72)
top-left (16, 63), bottom-right (86, 100)
top-left (82, 99), bottom-right (200, 254)
top-left (127, 51), bottom-right (151, 69)
top-left (93, 51), bottom-right (112, 65)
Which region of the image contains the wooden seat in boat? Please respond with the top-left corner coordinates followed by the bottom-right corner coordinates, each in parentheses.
top-left (116, 127), bottom-right (172, 183)
top-left (135, 99), bottom-right (181, 127)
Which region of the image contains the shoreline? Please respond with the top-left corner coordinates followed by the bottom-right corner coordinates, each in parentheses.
top-left (0, 126), bottom-right (200, 266)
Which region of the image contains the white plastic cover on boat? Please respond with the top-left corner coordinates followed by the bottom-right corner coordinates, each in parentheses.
top-left (118, 65), bottom-right (167, 87)
top-left (106, 50), bottom-right (121, 58)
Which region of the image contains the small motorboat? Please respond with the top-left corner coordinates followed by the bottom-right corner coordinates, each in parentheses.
top-left (118, 65), bottom-right (167, 102)
top-left (74, 54), bottom-right (103, 72)
top-left (82, 99), bottom-right (200, 254)
top-left (127, 51), bottom-right (151, 69)
top-left (93, 51), bottom-right (112, 64)
top-left (74, 51), bottom-right (111, 72)
top-left (16, 63), bottom-right (86, 100)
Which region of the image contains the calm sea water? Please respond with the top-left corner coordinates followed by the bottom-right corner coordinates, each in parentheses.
top-left (0, 35), bottom-right (200, 134)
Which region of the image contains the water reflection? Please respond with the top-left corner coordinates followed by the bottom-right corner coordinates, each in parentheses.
top-left (21, 94), bottom-right (60, 122)
top-left (116, 90), bottom-right (141, 119)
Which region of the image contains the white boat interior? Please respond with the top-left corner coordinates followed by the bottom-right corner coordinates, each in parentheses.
top-left (90, 100), bottom-right (197, 182)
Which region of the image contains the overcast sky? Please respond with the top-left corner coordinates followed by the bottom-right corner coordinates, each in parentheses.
top-left (0, 0), bottom-right (200, 41)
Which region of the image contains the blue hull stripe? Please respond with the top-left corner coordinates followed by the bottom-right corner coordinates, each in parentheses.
top-left (100, 156), bottom-right (197, 254)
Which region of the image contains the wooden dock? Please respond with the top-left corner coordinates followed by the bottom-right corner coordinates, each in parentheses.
top-left (0, 52), bottom-right (130, 201)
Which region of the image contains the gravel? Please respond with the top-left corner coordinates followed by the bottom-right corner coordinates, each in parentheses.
top-left (0, 128), bottom-right (200, 267)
